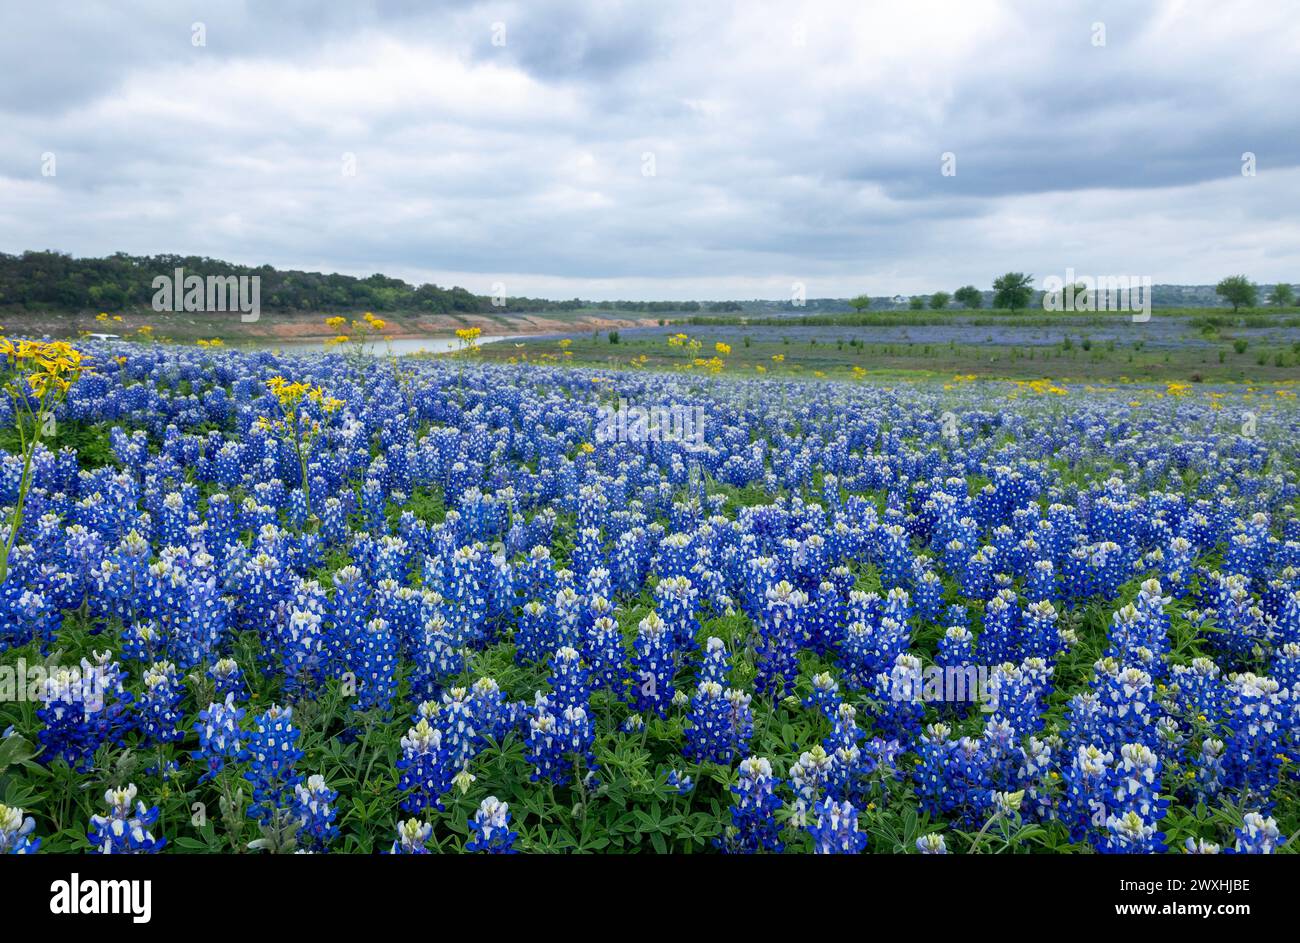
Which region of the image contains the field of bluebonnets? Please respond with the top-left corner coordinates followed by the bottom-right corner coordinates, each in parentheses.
top-left (0, 333), bottom-right (1298, 855)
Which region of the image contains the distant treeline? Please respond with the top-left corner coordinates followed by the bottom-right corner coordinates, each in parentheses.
top-left (0, 251), bottom-right (740, 315)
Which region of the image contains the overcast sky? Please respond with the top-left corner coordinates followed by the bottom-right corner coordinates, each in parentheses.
top-left (1, 1), bottom-right (1297, 300)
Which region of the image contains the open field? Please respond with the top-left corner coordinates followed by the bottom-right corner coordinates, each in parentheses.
top-left (0, 336), bottom-right (1296, 857)
top-left (469, 318), bottom-right (1300, 384)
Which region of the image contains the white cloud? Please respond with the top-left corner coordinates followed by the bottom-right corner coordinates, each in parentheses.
top-left (1, 0), bottom-right (1298, 299)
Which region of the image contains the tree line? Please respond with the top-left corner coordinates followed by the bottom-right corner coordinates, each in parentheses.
top-left (847, 274), bottom-right (1295, 313)
top-left (0, 251), bottom-right (726, 316)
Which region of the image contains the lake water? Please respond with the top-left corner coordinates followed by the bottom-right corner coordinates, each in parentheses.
top-left (266, 334), bottom-right (516, 355)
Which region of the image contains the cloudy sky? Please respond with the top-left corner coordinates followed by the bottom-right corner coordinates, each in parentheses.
top-left (2, 0), bottom-right (1297, 300)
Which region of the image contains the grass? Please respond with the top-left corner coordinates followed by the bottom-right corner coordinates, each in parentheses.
top-left (470, 333), bottom-right (1300, 384)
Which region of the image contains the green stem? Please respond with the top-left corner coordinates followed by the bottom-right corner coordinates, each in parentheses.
top-left (0, 396), bottom-right (46, 584)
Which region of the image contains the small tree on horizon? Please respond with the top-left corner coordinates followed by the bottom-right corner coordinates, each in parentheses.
top-left (848, 294), bottom-right (871, 312)
top-left (992, 272), bottom-right (1034, 312)
top-left (953, 285), bottom-right (982, 309)
top-left (1216, 275), bottom-right (1257, 313)
top-left (1268, 283), bottom-right (1294, 307)
top-left (929, 291), bottom-right (951, 310)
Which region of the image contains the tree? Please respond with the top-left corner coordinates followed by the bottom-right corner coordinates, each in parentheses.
top-left (929, 291), bottom-right (951, 310)
top-left (909, 296), bottom-right (926, 310)
top-left (992, 272), bottom-right (1034, 312)
top-left (1268, 283), bottom-right (1294, 307)
top-left (953, 285), bottom-right (982, 309)
top-left (848, 294), bottom-right (871, 312)
top-left (1215, 275), bottom-right (1257, 313)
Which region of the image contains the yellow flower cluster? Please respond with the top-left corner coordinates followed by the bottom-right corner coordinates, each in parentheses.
top-left (266, 376), bottom-right (344, 412)
top-left (0, 338), bottom-right (91, 397)
top-left (1011, 378), bottom-right (1068, 396)
top-left (323, 312), bottom-right (387, 347)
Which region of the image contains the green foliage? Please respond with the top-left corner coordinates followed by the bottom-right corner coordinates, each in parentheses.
top-left (992, 272), bottom-right (1034, 312)
top-left (1268, 283), bottom-right (1294, 307)
top-left (1215, 275), bottom-right (1257, 313)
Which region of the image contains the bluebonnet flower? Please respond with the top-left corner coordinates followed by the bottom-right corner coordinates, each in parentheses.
top-left (807, 798), bottom-right (866, 854)
top-left (1022, 600), bottom-right (1063, 662)
top-left (466, 796), bottom-right (518, 853)
top-left (410, 615), bottom-right (465, 701)
top-left (193, 694), bottom-right (245, 783)
top-left (1194, 737), bottom-right (1227, 800)
top-left (88, 784), bottom-right (165, 854)
top-left (1062, 744), bottom-right (1113, 845)
top-left (1221, 672), bottom-right (1288, 804)
top-left (514, 600), bottom-right (552, 666)
top-left (790, 744), bottom-right (837, 826)
top-left (397, 718), bottom-right (451, 814)
top-left (718, 756), bottom-right (784, 854)
top-left (121, 621), bottom-right (163, 664)
top-left (1025, 559), bottom-right (1056, 603)
top-left (469, 677), bottom-right (509, 745)
top-left (916, 833), bottom-right (948, 854)
top-left (1168, 657), bottom-right (1226, 727)
top-left (987, 658), bottom-right (1053, 742)
top-left (666, 769), bottom-right (695, 794)
top-left (655, 574), bottom-right (701, 649)
top-left (685, 680), bottom-right (733, 764)
top-left (1103, 744), bottom-right (1167, 854)
top-left (139, 661), bottom-right (185, 744)
top-left (389, 818), bottom-right (433, 854)
top-left (755, 581), bottom-right (806, 699)
top-left (549, 585), bottom-right (583, 651)
top-left (946, 736), bottom-right (997, 828)
top-left (585, 615), bottom-right (627, 691)
top-left (873, 653), bottom-right (927, 742)
top-left (803, 671), bottom-right (842, 719)
top-left (281, 607), bottom-right (326, 697)
top-left (631, 611), bottom-right (676, 716)
top-left (698, 636), bottom-right (732, 685)
top-left (244, 705), bottom-right (304, 823)
top-left (1229, 812), bottom-right (1284, 854)
top-left (1093, 659), bottom-right (1160, 751)
top-left (913, 722), bottom-right (956, 816)
top-left (0, 804), bottom-right (39, 854)
top-left (526, 693), bottom-right (595, 787)
top-left (354, 617), bottom-right (398, 713)
top-left (38, 660), bottom-right (130, 771)
top-left (208, 657), bottom-right (248, 701)
top-left (293, 774), bottom-right (339, 853)
top-left (548, 646), bottom-right (591, 710)
top-left (437, 686), bottom-right (478, 770)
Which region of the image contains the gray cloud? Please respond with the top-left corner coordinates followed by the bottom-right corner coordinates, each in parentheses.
top-left (1, 0), bottom-right (1298, 299)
